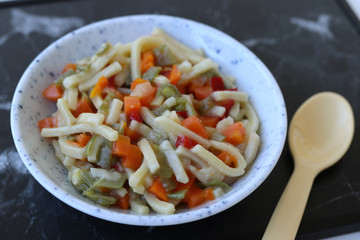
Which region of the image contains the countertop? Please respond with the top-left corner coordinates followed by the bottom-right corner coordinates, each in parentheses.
top-left (1, 0), bottom-right (359, 239)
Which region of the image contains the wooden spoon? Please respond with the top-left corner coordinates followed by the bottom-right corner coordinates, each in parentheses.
top-left (262, 92), bottom-right (354, 240)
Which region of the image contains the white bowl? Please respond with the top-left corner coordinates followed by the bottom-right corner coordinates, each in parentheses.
top-left (11, 14), bottom-right (287, 226)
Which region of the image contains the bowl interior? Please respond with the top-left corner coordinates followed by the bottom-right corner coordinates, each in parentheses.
top-left (11, 14), bottom-right (287, 226)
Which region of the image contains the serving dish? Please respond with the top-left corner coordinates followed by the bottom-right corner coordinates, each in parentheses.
top-left (10, 14), bottom-right (287, 225)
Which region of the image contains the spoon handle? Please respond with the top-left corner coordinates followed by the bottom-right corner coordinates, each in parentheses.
top-left (262, 164), bottom-right (316, 240)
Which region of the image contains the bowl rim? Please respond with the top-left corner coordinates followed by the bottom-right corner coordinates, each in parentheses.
top-left (10, 14), bottom-right (287, 226)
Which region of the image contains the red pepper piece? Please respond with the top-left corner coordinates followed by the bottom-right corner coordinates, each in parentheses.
top-left (211, 76), bottom-right (225, 91)
top-left (175, 136), bottom-right (198, 149)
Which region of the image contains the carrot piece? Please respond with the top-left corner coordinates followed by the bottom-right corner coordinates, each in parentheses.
top-left (130, 78), bottom-right (148, 90)
top-left (124, 96), bottom-right (141, 115)
top-left (187, 77), bottom-right (206, 93)
top-left (217, 151), bottom-right (238, 168)
top-left (66, 140), bottom-right (82, 148)
top-left (187, 184), bottom-right (205, 208)
top-left (38, 116), bottom-right (57, 131)
top-left (71, 94), bottom-right (95, 118)
top-left (121, 144), bottom-right (143, 170)
top-left (169, 64), bottom-right (181, 85)
top-left (42, 83), bottom-right (63, 102)
top-left (115, 193), bottom-right (130, 210)
top-left (112, 135), bottom-right (132, 156)
top-left (62, 63), bottom-right (77, 73)
top-left (124, 126), bottom-right (142, 143)
top-left (97, 187), bottom-right (111, 193)
top-left (140, 50), bottom-right (155, 74)
top-left (200, 116), bottom-right (220, 128)
top-left (222, 122), bottom-right (246, 145)
top-left (204, 188), bottom-right (215, 201)
top-left (90, 76), bottom-right (108, 98)
top-left (148, 176), bottom-right (168, 202)
top-left (75, 133), bottom-right (91, 148)
top-left (193, 86), bottom-right (212, 100)
top-left (182, 115), bottom-right (209, 139)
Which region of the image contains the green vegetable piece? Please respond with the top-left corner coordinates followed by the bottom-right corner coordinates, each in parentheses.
top-left (151, 143), bottom-right (173, 179)
top-left (152, 45), bottom-right (177, 66)
top-left (93, 173), bottom-right (127, 189)
top-left (98, 92), bottom-right (116, 116)
top-left (206, 179), bottom-right (231, 192)
top-left (211, 131), bottom-right (225, 142)
top-left (152, 104), bottom-right (170, 116)
top-left (95, 42), bottom-right (110, 56)
top-left (157, 84), bottom-right (182, 98)
top-left (97, 138), bottom-right (115, 169)
top-left (85, 134), bottom-right (104, 163)
top-left (76, 63), bottom-right (91, 72)
top-left (198, 96), bottom-right (215, 115)
top-left (143, 66), bottom-right (162, 82)
top-left (55, 68), bottom-right (75, 86)
top-left (83, 189), bottom-right (117, 207)
top-left (167, 190), bottom-right (186, 199)
top-left (111, 120), bottom-right (127, 135)
top-left (72, 169), bottom-right (95, 192)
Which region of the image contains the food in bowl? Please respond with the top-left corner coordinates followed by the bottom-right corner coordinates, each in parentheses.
top-left (38, 28), bottom-right (261, 215)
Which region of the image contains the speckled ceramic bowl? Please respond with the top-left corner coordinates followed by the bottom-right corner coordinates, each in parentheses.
top-left (11, 15), bottom-right (287, 226)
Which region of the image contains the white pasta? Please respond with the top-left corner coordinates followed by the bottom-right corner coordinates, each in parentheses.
top-left (179, 59), bottom-right (218, 85)
top-left (144, 191), bottom-right (175, 215)
top-left (243, 131), bottom-right (260, 165)
top-left (58, 137), bottom-right (86, 159)
top-left (66, 87), bottom-right (79, 111)
top-left (105, 98), bottom-right (123, 124)
top-left (211, 91), bottom-right (248, 102)
top-left (137, 138), bottom-right (160, 174)
top-left (57, 98), bottom-right (76, 126)
top-left (76, 113), bottom-right (105, 125)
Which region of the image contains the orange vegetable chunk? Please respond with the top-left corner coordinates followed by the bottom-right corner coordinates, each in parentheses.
top-left (38, 116), bottom-right (57, 131)
top-left (140, 50), bottom-right (155, 73)
top-left (217, 151), bottom-right (238, 168)
top-left (121, 144), bottom-right (142, 170)
top-left (182, 115), bottom-right (208, 139)
top-left (90, 76), bottom-right (108, 98)
top-left (222, 122), bottom-right (246, 145)
top-left (124, 96), bottom-right (141, 115)
top-left (148, 176), bottom-right (168, 202)
top-left (42, 83), bottom-right (63, 102)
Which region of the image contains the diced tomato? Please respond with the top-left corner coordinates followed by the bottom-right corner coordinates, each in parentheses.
top-left (215, 99), bottom-right (235, 116)
top-left (182, 116), bottom-right (208, 139)
top-left (200, 116), bottom-right (220, 128)
top-left (38, 116), bottom-right (57, 131)
top-left (127, 109), bottom-right (143, 123)
top-left (217, 151), bottom-right (238, 168)
top-left (175, 136), bottom-right (198, 149)
top-left (210, 76), bottom-right (225, 91)
top-left (222, 122), bottom-right (246, 145)
top-left (193, 86), bottom-right (212, 100)
top-left (42, 83), bottom-right (63, 102)
top-left (176, 111), bottom-right (188, 119)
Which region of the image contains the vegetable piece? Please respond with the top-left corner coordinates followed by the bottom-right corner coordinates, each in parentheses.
top-left (83, 189), bottom-right (117, 207)
top-left (148, 176), bottom-right (168, 202)
top-left (128, 109), bottom-right (143, 122)
top-left (112, 134), bottom-right (131, 156)
top-left (222, 122), bottom-right (246, 145)
top-left (85, 134), bottom-right (104, 163)
top-left (98, 92), bottom-right (115, 116)
top-left (114, 193), bottom-right (130, 209)
top-left (152, 45), bottom-right (177, 66)
top-left (168, 64), bottom-right (181, 85)
top-left (71, 93), bottom-right (95, 118)
top-left (200, 116), bottom-right (220, 128)
top-left (97, 138), bottom-right (115, 169)
top-left (90, 76), bottom-right (108, 98)
top-left (167, 190), bottom-right (186, 200)
top-left (130, 78), bottom-right (148, 90)
top-left (62, 63), bottom-right (77, 74)
top-left (55, 68), bottom-right (76, 86)
top-left (182, 116), bottom-right (208, 139)
top-left (42, 83), bottom-right (63, 102)
top-left (210, 76), bottom-right (225, 91)
top-left (186, 184), bottom-right (205, 208)
top-left (151, 143), bottom-right (173, 179)
top-left (124, 96), bottom-right (141, 115)
top-left (210, 131), bottom-right (226, 142)
top-left (217, 151), bottom-right (238, 168)
top-left (193, 86), bottom-right (212, 100)
top-left (156, 84), bottom-right (182, 98)
top-left (205, 179), bottom-right (231, 192)
top-left (121, 144), bottom-right (143, 170)
top-left (197, 96), bottom-right (215, 115)
top-left (188, 76), bottom-right (206, 93)
top-left (140, 50), bottom-right (155, 74)
top-left (175, 136), bottom-right (198, 149)
top-left (124, 126), bottom-right (142, 142)
top-left (215, 99), bottom-right (235, 116)
top-left (204, 188), bottom-right (215, 201)
top-left (75, 133), bottom-right (91, 148)
top-left (131, 81), bottom-right (156, 107)
top-left (143, 66), bottom-right (162, 82)
top-left (38, 116), bottom-right (57, 131)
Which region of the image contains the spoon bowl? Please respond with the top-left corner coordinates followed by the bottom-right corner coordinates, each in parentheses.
top-left (263, 92), bottom-right (354, 240)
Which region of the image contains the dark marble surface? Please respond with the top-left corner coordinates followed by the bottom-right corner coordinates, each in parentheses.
top-left (1, 0), bottom-right (360, 239)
